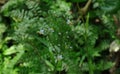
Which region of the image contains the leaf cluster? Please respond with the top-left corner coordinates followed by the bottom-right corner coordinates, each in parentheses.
top-left (0, 0), bottom-right (120, 74)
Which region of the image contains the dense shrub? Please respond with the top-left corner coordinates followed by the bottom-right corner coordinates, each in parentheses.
top-left (0, 0), bottom-right (120, 74)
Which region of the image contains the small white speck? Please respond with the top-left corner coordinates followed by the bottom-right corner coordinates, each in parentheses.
top-left (39, 29), bottom-right (44, 34)
top-left (70, 46), bottom-right (72, 49)
top-left (67, 19), bottom-right (71, 24)
top-left (57, 55), bottom-right (63, 60)
top-left (58, 32), bottom-right (61, 35)
top-left (66, 31), bottom-right (68, 34)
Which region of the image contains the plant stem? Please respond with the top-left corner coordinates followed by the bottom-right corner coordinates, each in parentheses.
top-left (87, 52), bottom-right (94, 74)
top-left (84, 13), bottom-right (94, 74)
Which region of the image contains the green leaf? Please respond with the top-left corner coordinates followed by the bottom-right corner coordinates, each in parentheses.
top-left (68, 0), bottom-right (87, 2)
top-left (3, 46), bottom-right (17, 55)
top-left (45, 60), bottom-right (54, 71)
top-left (100, 0), bottom-right (120, 13)
top-left (97, 61), bottom-right (114, 70)
top-left (79, 55), bottom-right (86, 67)
top-left (3, 44), bottom-right (24, 55)
top-left (56, 61), bottom-right (62, 71)
top-left (1, 0), bottom-right (25, 16)
top-left (0, 23), bottom-right (6, 34)
top-left (91, 51), bottom-right (101, 57)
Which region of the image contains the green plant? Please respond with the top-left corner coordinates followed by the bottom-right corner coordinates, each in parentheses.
top-left (0, 0), bottom-right (120, 74)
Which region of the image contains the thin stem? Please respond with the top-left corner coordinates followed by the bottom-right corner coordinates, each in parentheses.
top-left (84, 13), bottom-right (94, 74)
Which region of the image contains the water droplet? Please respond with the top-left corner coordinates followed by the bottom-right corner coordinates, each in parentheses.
top-left (39, 29), bottom-right (44, 34)
top-left (58, 32), bottom-right (61, 35)
top-left (67, 19), bottom-right (71, 24)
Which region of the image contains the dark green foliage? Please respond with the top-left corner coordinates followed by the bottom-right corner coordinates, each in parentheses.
top-left (0, 0), bottom-right (120, 74)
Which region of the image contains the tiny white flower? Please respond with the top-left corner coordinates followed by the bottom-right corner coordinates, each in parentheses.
top-left (67, 19), bottom-right (71, 24)
top-left (57, 55), bottom-right (63, 60)
top-left (39, 29), bottom-right (44, 34)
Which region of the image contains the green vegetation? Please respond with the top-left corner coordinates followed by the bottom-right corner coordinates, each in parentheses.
top-left (0, 0), bottom-right (120, 74)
